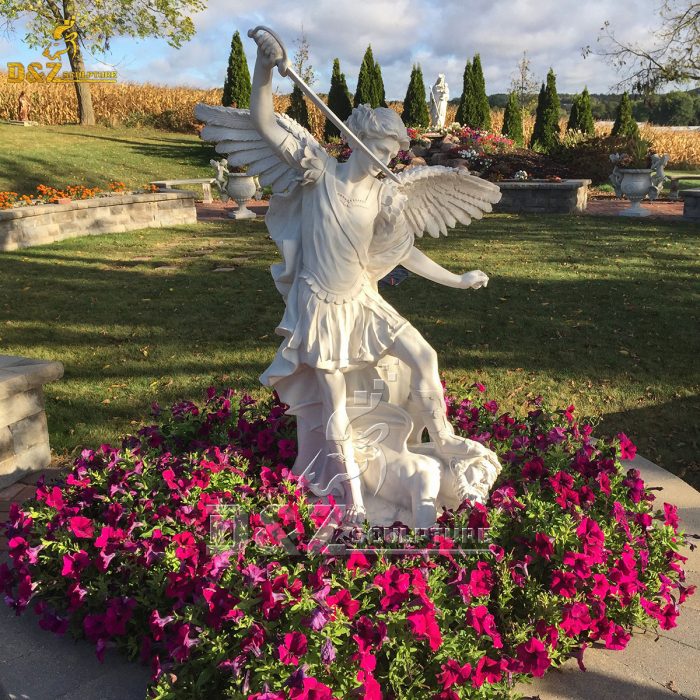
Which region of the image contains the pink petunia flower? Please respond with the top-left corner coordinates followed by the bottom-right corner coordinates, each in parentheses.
top-left (278, 631), bottom-right (308, 665)
top-left (515, 637), bottom-right (551, 677)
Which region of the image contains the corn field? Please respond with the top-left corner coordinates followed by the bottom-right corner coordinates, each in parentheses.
top-left (2, 74), bottom-right (699, 167)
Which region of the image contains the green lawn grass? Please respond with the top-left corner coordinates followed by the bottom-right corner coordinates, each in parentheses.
top-left (0, 124), bottom-right (218, 194)
top-left (1, 214), bottom-right (698, 488)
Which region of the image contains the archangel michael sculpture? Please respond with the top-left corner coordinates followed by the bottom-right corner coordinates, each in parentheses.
top-left (196, 27), bottom-right (503, 530)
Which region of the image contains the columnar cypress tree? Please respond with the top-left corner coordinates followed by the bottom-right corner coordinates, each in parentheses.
top-left (611, 91), bottom-right (640, 138)
top-left (325, 58), bottom-right (353, 140)
top-left (530, 69), bottom-right (560, 151)
top-left (455, 58), bottom-right (474, 126)
top-left (401, 64), bottom-right (430, 128)
top-left (286, 84), bottom-right (310, 130)
top-left (373, 62), bottom-right (387, 108)
top-left (471, 54), bottom-right (491, 130)
top-left (354, 46), bottom-right (377, 107)
top-left (567, 95), bottom-right (581, 131)
top-left (501, 91), bottom-right (524, 145)
top-left (222, 30), bottom-right (251, 108)
top-left (567, 87), bottom-right (595, 134)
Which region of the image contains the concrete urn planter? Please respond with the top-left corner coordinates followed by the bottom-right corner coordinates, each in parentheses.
top-left (616, 168), bottom-right (654, 217)
top-left (226, 174), bottom-right (259, 220)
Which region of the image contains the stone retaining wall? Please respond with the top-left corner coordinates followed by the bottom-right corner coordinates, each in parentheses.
top-left (0, 191), bottom-right (196, 251)
top-left (493, 180), bottom-right (591, 214)
top-left (680, 189), bottom-right (700, 221)
top-left (0, 356), bottom-right (63, 489)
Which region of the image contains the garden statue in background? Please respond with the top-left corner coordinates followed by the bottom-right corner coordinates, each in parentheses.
top-left (209, 157), bottom-right (261, 219)
top-left (196, 27), bottom-right (502, 529)
top-left (429, 74), bottom-right (449, 130)
top-left (649, 153), bottom-right (670, 200)
top-left (18, 91), bottom-right (30, 122)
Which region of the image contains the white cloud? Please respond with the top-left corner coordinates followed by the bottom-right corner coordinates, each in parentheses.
top-left (0, 0), bottom-right (676, 97)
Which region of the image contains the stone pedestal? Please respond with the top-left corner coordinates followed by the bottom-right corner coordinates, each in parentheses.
top-left (494, 179), bottom-right (591, 214)
top-left (0, 356), bottom-right (63, 489)
top-left (680, 188), bottom-right (700, 221)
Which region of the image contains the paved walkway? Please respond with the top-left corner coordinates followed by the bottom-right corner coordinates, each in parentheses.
top-left (2, 454), bottom-right (698, 699)
top-left (194, 198), bottom-right (686, 223)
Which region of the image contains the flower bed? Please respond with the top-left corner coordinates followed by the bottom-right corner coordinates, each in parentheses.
top-left (1, 387), bottom-right (694, 699)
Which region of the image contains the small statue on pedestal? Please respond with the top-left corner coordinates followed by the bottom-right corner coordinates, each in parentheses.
top-left (429, 74), bottom-right (449, 130)
top-left (196, 27), bottom-right (502, 529)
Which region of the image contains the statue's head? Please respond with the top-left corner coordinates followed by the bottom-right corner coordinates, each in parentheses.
top-left (345, 104), bottom-right (409, 174)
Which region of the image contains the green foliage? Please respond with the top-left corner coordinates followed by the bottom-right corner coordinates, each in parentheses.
top-left (567, 87), bottom-right (595, 135)
top-left (0, 0), bottom-right (205, 54)
top-left (401, 64), bottom-right (430, 128)
top-left (354, 45), bottom-right (378, 107)
top-left (222, 30), bottom-right (251, 109)
top-left (530, 69), bottom-right (561, 152)
top-left (286, 84), bottom-right (310, 130)
top-left (612, 92), bottom-right (640, 139)
top-left (470, 54), bottom-right (491, 130)
top-left (501, 91), bottom-right (524, 145)
top-left (373, 62), bottom-right (387, 108)
top-left (455, 58), bottom-right (475, 126)
top-left (324, 58), bottom-right (353, 140)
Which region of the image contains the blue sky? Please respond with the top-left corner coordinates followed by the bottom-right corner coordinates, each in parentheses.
top-left (0, 0), bottom-right (666, 98)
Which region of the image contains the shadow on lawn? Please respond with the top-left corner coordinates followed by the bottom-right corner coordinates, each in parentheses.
top-left (1, 216), bottom-right (698, 485)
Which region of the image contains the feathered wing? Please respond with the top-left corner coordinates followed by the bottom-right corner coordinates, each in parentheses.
top-left (194, 103), bottom-right (326, 194)
top-left (396, 165), bottom-right (502, 238)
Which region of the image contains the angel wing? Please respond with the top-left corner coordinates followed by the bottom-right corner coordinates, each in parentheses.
top-left (394, 166), bottom-right (502, 238)
top-left (194, 103), bottom-right (326, 194)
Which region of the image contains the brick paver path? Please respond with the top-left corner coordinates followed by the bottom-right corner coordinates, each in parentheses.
top-left (196, 198), bottom-right (684, 223)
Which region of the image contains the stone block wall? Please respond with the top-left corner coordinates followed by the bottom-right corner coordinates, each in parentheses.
top-left (493, 180), bottom-right (591, 214)
top-left (0, 191), bottom-right (196, 251)
top-left (680, 189), bottom-right (700, 221)
top-left (0, 356), bottom-right (64, 489)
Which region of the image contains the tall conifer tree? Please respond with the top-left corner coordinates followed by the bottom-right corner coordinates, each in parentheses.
top-left (325, 58), bottom-right (353, 139)
top-left (374, 62), bottom-right (387, 108)
top-left (354, 46), bottom-right (377, 107)
top-left (402, 65), bottom-right (430, 127)
top-left (471, 54), bottom-right (491, 130)
top-left (611, 92), bottom-right (640, 138)
top-left (502, 91), bottom-right (524, 145)
top-left (222, 30), bottom-right (251, 108)
top-left (455, 58), bottom-right (474, 126)
top-left (530, 69), bottom-right (560, 151)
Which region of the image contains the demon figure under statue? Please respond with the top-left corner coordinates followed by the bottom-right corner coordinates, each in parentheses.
top-left (196, 27), bottom-right (503, 529)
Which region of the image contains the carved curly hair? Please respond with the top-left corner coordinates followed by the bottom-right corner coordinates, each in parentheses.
top-left (345, 104), bottom-right (410, 150)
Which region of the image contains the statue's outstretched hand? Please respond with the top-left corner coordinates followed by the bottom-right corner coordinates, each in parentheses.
top-left (460, 270), bottom-right (489, 290)
top-left (249, 28), bottom-right (285, 71)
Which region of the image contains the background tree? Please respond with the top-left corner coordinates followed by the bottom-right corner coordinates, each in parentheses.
top-left (285, 32), bottom-right (315, 130)
top-left (0, 0), bottom-right (205, 126)
top-left (501, 91), bottom-right (524, 145)
top-left (611, 91), bottom-right (640, 138)
top-left (455, 58), bottom-right (475, 126)
top-left (471, 53), bottom-right (491, 130)
top-left (587, 1), bottom-right (700, 94)
top-left (509, 50), bottom-right (539, 112)
top-left (324, 58), bottom-right (353, 139)
top-left (354, 45), bottom-right (377, 107)
top-left (529, 69), bottom-right (561, 151)
top-left (222, 31), bottom-right (251, 108)
top-left (402, 64), bottom-right (429, 128)
top-left (373, 62), bottom-right (387, 108)
top-left (567, 87), bottom-right (595, 133)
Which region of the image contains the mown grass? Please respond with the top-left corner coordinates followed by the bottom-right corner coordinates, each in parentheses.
top-left (1, 124), bottom-right (217, 194)
top-left (1, 213), bottom-right (698, 488)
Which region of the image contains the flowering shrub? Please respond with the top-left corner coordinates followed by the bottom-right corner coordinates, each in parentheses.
top-left (1, 387), bottom-right (693, 700)
top-left (454, 127), bottom-right (515, 156)
top-left (0, 182), bottom-right (159, 208)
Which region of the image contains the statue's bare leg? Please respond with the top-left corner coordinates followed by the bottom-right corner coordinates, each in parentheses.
top-left (316, 369), bottom-right (366, 525)
top-left (389, 326), bottom-right (500, 475)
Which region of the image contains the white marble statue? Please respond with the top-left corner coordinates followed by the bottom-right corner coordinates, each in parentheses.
top-left (429, 74), bottom-right (449, 130)
top-left (195, 27), bottom-right (502, 529)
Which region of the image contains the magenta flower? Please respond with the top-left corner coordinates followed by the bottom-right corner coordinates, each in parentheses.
top-left (374, 567), bottom-right (411, 611)
top-left (278, 631), bottom-right (308, 665)
top-left (68, 516), bottom-right (94, 539)
top-left (353, 616), bottom-right (387, 653)
top-left (471, 655), bottom-right (503, 687)
top-left (465, 605), bottom-right (502, 648)
top-left (327, 588), bottom-right (360, 619)
top-left (61, 550), bottom-right (90, 579)
top-left (288, 677), bottom-right (335, 700)
top-left (406, 606), bottom-right (442, 651)
top-left (663, 503), bottom-right (679, 532)
top-left (167, 622), bottom-right (199, 662)
top-left (560, 602), bottom-right (592, 637)
top-left (550, 570), bottom-right (577, 597)
top-left (438, 659), bottom-right (472, 689)
top-left (469, 562), bottom-right (494, 597)
top-left (617, 433), bottom-right (637, 460)
top-left (533, 532), bottom-right (554, 560)
top-left (516, 637), bottom-right (551, 677)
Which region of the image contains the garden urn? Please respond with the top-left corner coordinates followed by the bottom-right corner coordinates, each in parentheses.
top-left (610, 168), bottom-right (654, 217)
top-left (226, 173), bottom-right (259, 220)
